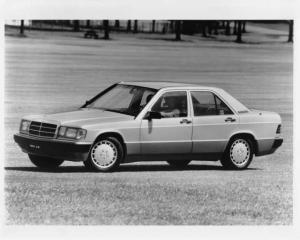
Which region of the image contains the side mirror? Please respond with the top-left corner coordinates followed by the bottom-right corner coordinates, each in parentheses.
top-left (145, 111), bottom-right (161, 120)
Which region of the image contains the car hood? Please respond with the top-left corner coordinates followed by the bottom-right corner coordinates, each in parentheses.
top-left (24, 109), bottom-right (134, 127)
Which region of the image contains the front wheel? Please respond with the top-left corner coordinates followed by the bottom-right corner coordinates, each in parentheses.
top-left (28, 154), bottom-right (64, 169)
top-left (221, 137), bottom-right (253, 170)
top-left (167, 160), bottom-right (191, 168)
top-left (84, 137), bottom-right (124, 172)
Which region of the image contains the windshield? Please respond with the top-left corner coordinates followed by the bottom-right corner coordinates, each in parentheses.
top-left (85, 84), bottom-right (157, 116)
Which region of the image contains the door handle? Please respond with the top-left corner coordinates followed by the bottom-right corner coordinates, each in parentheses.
top-left (225, 117), bottom-right (236, 122)
top-left (180, 119), bottom-right (192, 124)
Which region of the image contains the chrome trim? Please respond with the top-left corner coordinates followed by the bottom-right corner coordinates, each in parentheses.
top-left (256, 137), bottom-right (278, 141)
top-left (29, 129), bottom-right (56, 134)
top-left (126, 140), bottom-right (191, 144)
top-left (28, 121), bottom-right (58, 138)
top-left (140, 124), bottom-right (193, 129)
top-left (193, 139), bottom-right (228, 142)
top-left (126, 139), bottom-right (228, 144)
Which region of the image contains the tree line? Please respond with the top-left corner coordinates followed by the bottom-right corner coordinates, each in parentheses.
top-left (18, 20), bottom-right (294, 43)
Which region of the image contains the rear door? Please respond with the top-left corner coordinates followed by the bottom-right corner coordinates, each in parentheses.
top-left (190, 91), bottom-right (239, 154)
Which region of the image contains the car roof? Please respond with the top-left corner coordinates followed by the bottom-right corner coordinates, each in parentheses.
top-left (120, 81), bottom-right (217, 90)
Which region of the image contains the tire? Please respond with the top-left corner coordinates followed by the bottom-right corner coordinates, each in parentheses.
top-left (167, 160), bottom-right (191, 168)
top-left (85, 137), bottom-right (124, 172)
top-left (221, 137), bottom-right (253, 170)
top-left (28, 154), bottom-right (64, 169)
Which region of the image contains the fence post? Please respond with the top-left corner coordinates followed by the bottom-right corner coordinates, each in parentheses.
top-left (288, 20), bottom-right (293, 43)
top-left (20, 20), bottom-right (24, 35)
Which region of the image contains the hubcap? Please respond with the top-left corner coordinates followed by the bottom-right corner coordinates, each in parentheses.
top-left (230, 139), bottom-right (250, 166)
top-left (91, 140), bottom-right (118, 168)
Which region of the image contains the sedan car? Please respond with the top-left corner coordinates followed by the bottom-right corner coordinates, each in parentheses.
top-left (14, 81), bottom-right (283, 172)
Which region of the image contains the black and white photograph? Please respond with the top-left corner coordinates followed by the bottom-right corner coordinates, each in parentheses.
top-left (1, 0), bottom-right (298, 239)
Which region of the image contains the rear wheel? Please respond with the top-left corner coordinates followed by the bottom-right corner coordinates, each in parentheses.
top-left (84, 137), bottom-right (124, 172)
top-left (167, 160), bottom-right (191, 168)
top-left (28, 154), bottom-right (64, 169)
top-left (221, 137), bottom-right (253, 169)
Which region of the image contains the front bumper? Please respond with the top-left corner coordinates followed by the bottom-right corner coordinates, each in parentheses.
top-left (14, 133), bottom-right (92, 161)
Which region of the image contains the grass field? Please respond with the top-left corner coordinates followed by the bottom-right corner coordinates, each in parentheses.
top-left (4, 24), bottom-right (293, 224)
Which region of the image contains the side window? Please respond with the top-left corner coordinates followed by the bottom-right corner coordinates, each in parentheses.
top-left (191, 91), bottom-right (233, 116)
top-left (191, 92), bottom-right (216, 116)
top-left (215, 96), bottom-right (233, 115)
top-left (152, 91), bottom-right (187, 118)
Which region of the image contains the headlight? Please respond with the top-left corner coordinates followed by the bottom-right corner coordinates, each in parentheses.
top-left (58, 126), bottom-right (87, 140)
top-left (66, 128), bottom-right (77, 138)
top-left (20, 120), bottom-right (31, 133)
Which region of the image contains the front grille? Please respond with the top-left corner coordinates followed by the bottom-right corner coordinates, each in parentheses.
top-left (29, 121), bottom-right (57, 138)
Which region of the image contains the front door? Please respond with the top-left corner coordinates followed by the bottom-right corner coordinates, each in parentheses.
top-left (140, 91), bottom-right (193, 154)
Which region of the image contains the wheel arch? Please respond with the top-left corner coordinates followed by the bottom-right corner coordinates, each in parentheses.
top-left (225, 132), bottom-right (258, 155)
top-left (92, 131), bottom-right (127, 160)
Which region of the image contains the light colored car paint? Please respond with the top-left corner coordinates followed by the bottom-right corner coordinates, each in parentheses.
top-left (17, 82), bottom-right (282, 162)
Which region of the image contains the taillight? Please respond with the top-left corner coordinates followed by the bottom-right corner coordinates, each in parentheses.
top-left (276, 124), bottom-right (281, 134)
